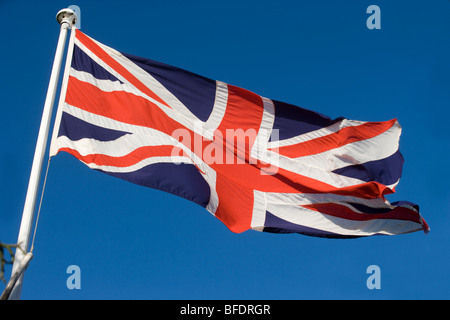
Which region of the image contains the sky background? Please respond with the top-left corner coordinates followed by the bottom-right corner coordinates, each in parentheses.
top-left (0, 0), bottom-right (449, 300)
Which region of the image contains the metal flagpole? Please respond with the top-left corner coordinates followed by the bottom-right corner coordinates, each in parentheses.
top-left (8, 8), bottom-right (77, 300)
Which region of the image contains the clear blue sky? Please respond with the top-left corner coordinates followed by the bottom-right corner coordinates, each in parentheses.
top-left (0, 0), bottom-right (449, 299)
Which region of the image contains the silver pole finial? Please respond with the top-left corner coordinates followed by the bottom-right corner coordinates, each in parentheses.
top-left (56, 8), bottom-right (77, 27)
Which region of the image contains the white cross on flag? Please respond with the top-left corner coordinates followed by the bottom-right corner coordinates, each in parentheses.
top-left (50, 29), bottom-right (429, 238)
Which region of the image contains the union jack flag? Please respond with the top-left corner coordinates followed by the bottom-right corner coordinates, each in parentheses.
top-left (49, 29), bottom-right (429, 238)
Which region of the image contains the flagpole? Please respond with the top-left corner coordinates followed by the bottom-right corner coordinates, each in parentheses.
top-left (8, 8), bottom-right (77, 300)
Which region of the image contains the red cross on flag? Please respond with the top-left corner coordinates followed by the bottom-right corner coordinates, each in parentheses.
top-left (50, 29), bottom-right (428, 238)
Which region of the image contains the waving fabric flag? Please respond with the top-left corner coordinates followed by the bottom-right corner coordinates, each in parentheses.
top-left (49, 29), bottom-right (428, 238)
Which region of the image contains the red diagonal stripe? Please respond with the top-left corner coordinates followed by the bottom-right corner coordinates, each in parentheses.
top-left (303, 202), bottom-right (422, 224)
top-left (58, 145), bottom-right (182, 168)
top-left (75, 30), bottom-right (171, 109)
top-left (275, 119), bottom-right (397, 158)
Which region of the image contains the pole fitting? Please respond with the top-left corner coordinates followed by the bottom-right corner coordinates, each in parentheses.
top-left (56, 8), bottom-right (77, 28)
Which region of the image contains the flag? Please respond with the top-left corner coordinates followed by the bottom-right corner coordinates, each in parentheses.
top-left (50, 29), bottom-right (429, 238)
